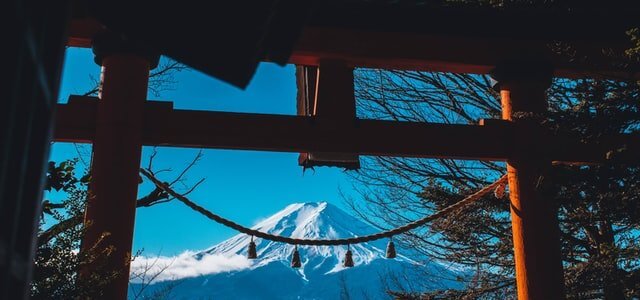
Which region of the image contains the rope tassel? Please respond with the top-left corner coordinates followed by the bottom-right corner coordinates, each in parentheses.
top-left (386, 239), bottom-right (396, 259)
top-left (343, 245), bottom-right (354, 267)
top-left (291, 245), bottom-right (301, 268)
top-left (247, 236), bottom-right (257, 259)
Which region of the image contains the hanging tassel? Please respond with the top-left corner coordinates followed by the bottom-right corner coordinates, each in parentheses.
top-left (386, 238), bottom-right (397, 259)
top-left (291, 245), bottom-right (302, 268)
top-left (247, 236), bottom-right (257, 259)
top-left (343, 245), bottom-right (354, 267)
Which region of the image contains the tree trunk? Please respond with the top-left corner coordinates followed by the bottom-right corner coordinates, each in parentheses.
top-left (599, 220), bottom-right (625, 300)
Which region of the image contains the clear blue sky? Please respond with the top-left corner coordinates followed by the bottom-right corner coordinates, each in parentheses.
top-left (51, 47), bottom-right (358, 255)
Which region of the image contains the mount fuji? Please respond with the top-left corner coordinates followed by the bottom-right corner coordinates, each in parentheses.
top-left (129, 202), bottom-right (464, 299)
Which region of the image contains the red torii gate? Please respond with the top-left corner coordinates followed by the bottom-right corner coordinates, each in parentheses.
top-left (56, 4), bottom-right (640, 300)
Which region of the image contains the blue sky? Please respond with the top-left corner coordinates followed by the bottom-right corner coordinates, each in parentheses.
top-left (51, 47), bottom-right (358, 255)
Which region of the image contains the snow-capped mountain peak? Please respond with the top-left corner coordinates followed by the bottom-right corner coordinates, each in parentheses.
top-left (132, 202), bottom-right (463, 299)
top-left (202, 202), bottom-right (411, 273)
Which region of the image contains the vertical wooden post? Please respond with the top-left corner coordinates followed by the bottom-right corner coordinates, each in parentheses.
top-left (80, 32), bottom-right (158, 299)
top-left (492, 64), bottom-right (565, 300)
top-left (312, 60), bottom-right (356, 120)
top-left (296, 60), bottom-right (359, 169)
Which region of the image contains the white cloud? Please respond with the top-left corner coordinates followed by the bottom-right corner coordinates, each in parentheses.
top-left (130, 251), bottom-right (252, 283)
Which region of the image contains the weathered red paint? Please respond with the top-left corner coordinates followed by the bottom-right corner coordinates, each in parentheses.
top-left (80, 54), bottom-right (149, 299)
top-left (500, 78), bottom-right (566, 300)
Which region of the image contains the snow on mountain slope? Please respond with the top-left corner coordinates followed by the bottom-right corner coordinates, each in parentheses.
top-left (130, 202), bottom-right (464, 299)
top-left (201, 202), bottom-right (414, 272)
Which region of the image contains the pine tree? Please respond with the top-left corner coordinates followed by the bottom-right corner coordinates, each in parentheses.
top-left (350, 71), bottom-right (640, 299)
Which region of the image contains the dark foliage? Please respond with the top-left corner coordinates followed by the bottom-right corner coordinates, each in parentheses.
top-left (32, 159), bottom-right (117, 299)
top-left (349, 65), bottom-right (640, 298)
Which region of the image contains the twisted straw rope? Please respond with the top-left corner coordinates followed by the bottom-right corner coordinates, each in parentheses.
top-left (140, 168), bottom-right (508, 246)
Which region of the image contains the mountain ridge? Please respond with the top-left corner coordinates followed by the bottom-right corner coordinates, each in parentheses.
top-left (130, 202), bottom-right (463, 299)
top-left (201, 202), bottom-right (416, 272)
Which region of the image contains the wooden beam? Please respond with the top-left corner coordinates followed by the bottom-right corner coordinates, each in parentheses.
top-left (53, 96), bottom-right (96, 143)
top-left (55, 98), bottom-right (509, 160)
top-left (52, 98), bottom-right (639, 164)
top-left (66, 18), bottom-right (103, 48)
top-left (66, 4), bottom-right (640, 80)
top-left (148, 110), bottom-right (512, 161)
top-left (291, 26), bottom-right (639, 80)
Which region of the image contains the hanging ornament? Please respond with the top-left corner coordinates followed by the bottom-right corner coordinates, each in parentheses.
top-left (291, 245), bottom-right (302, 268)
top-left (386, 238), bottom-right (397, 259)
top-left (247, 236), bottom-right (257, 259)
top-left (494, 181), bottom-right (507, 199)
top-left (343, 245), bottom-right (354, 267)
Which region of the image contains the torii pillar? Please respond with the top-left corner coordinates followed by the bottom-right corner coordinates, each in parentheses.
top-left (80, 32), bottom-right (159, 299)
top-left (492, 64), bottom-right (565, 299)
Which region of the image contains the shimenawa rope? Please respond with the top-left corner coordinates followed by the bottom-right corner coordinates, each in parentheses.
top-left (139, 168), bottom-right (507, 246)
